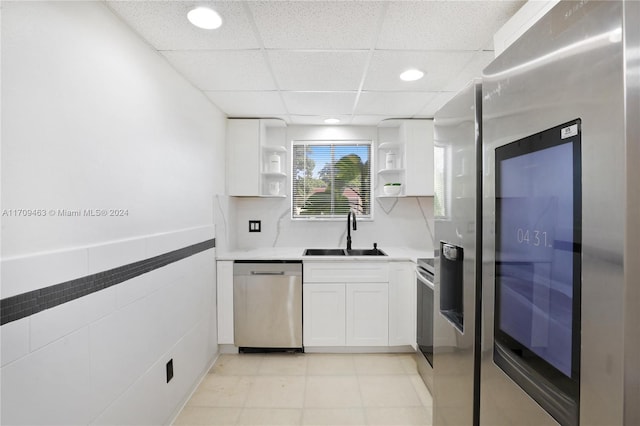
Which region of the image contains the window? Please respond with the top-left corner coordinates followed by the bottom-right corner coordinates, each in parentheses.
top-left (292, 141), bottom-right (372, 219)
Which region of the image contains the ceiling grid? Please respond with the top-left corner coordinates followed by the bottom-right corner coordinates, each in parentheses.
top-left (107, 0), bottom-right (526, 125)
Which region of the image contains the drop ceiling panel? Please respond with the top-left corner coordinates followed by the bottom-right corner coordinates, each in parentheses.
top-left (107, 1), bottom-right (259, 50)
top-left (363, 50), bottom-right (475, 92)
top-left (205, 91), bottom-right (287, 116)
top-left (355, 91), bottom-right (436, 116)
top-left (248, 1), bottom-right (384, 49)
top-left (350, 115), bottom-right (392, 126)
top-left (417, 92), bottom-right (459, 118)
top-left (162, 50), bottom-right (276, 91)
top-left (377, 1), bottom-right (526, 51)
top-left (289, 115), bottom-right (354, 126)
top-left (281, 92), bottom-right (356, 116)
top-left (443, 51), bottom-right (496, 92)
top-left (105, 1), bottom-right (526, 125)
top-left (268, 50), bottom-right (370, 91)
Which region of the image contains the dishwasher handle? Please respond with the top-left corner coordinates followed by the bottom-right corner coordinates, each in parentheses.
top-left (250, 271), bottom-right (286, 276)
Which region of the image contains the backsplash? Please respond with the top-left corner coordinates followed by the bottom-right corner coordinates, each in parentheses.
top-left (215, 195), bottom-right (435, 252)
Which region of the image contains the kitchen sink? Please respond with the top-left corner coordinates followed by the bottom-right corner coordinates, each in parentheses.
top-left (303, 248), bottom-right (347, 256)
top-left (346, 249), bottom-right (387, 256)
top-left (303, 248), bottom-right (387, 256)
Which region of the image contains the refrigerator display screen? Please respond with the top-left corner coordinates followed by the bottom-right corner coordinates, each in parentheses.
top-left (495, 120), bottom-right (581, 390)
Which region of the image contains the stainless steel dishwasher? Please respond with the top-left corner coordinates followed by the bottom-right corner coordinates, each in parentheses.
top-left (233, 260), bottom-right (303, 352)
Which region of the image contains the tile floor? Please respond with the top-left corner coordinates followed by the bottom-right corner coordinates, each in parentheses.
top-left (173, 353), bottom-right (433, 426)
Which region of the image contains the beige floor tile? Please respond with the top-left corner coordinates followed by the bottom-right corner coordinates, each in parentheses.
top-left (306, 354), bottom-right (357, 376)
top-left (173, 406), bottom-right (241, 425)
top-left (353, 354), bottom-right (407, 375)
top-left (365, 407), bottom-right (432, 426)
top-left (304, 376), bottom-right (362, 408)
top-left (408, 375), bottom-right (433, 407)
top-left (245, 376), bottom-right (306, 408)
top-left (188, 376), bottom-right (253, 407)
top-left (359, 376), bottom-right (423, 407)
top-left (176, 353), bottom-right (435, 426)
top-left (210, 354), bottom-right (264, 376)
top-left (398, 354), bottom-right (420, 374)
top-left (302, 408), bottom-right (367, 425)
top-left (237, 408), bottom-right (302, 425)
top-left (259, 354), bottom-right (308, 376)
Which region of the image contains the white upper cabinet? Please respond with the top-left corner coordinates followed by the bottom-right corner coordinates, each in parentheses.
top-left (226, 118), bottom-right (287, 197)
top-left (402, 120), bottom-right (434, 196)
top-left (376, 119), bottom-right (434, 197)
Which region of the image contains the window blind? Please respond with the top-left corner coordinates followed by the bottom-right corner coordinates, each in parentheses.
top-left (292, 141), bottom-right (372, 219)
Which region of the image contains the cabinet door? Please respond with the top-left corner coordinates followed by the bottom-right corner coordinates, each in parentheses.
top-left (388, 262), bottom-right (416, 347)
top-left (403, 119), bottom-right (434, 196)
top-left (303, 284), bottom-right (346, 346)
top-left (216, 261), bottom-right (234, 344)
top-left (346, 283), bottom-right (389, 346)
top-left (227, 119), bottom-right (260, 196)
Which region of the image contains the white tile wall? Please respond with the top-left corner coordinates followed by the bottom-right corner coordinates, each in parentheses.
top-left (30, 285), bottom-right (118, 351)
top-left (145, 225), bottom-right (215, 258)
top-left (1, 248), bottom-right (88, 298)
top-left (116, 273), bottom-right (152, 308)
top-left (87, 237), bottom-right (146, 274)
top-left (91, 356), bottom-right (170, 426)
top-left (1, 328), bottom-right (93, 425)
top-left (0, 317), bottom-right (29, 367)
top-left (0, 228), bottom-right (218, 425)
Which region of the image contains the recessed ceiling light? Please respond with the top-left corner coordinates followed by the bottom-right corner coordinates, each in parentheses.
top-left (399, 69), bottom-right (425, 82)
top-left (324, 118), bottom-right (341, 124)
top-left (187, 7), bottom-right (222, 30)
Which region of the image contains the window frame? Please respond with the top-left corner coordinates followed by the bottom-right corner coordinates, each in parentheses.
top-left (291, 139), bottom-right (374, 221)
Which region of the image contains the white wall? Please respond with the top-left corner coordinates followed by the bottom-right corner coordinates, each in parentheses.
top-left (223, 125), bottom-right (435, 252)
top-left (1, 2), bottom-right (225, 424)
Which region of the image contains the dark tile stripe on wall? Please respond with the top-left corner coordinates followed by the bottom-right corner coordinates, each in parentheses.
top-left (0, 238), bottom-right (215, 326)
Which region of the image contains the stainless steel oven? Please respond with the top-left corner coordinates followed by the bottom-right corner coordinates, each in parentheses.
top-left (416, 257), bottom-right (434, 392)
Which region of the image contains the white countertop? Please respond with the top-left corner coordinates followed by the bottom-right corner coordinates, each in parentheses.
top-left (216, 246), bottom-right (433, 263)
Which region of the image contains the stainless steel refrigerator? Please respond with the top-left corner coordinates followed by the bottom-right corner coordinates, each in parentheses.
top-left (433, 79), bottom-right (482, 426)
top-left (433, 1), bottom-right (639, 425)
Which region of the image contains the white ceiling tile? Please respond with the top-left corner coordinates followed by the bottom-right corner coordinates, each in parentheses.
top-left (363, 50), bottom-right (474, 92)
top-left (161, 50), bottom-right (276, 91)
top-left (289, 115), bottom-right (354, 126)
top-left (377, 1), bottom-right (526, 51)
top-left (105, 1), bottom-right (525, 123)
top-left (417, 92), bottom-right (459, 118)
top-left (268, 50), bottom-right (369, 91)
top-left (205, 91), bottom-right (287, 116)
top-left (355, 91), bottom-right (437, 116)
top-left (443, 51), bottom-right (496, 92)
top-left (281, 92), bottom-right (357, 116)
top-left (350, 115), bottom-right (390, 126)
top-left (249, 1), bottom-right (384, 49)
top-left (107, 1), bottom-right (259, 50)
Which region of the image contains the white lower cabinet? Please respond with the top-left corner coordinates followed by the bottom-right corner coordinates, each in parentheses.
top-left (346, 283), bottom-right (389, 346)
top-left (216, 260), bottom-right (234, 344)
top-left (388, 262), bottom-right (416, 347)
top-left (303, 261), bottom-right (390, 348)
top-left (302, 283), bottom-right (346, 346)
top-left (303, 282), bottom-right (388, 347)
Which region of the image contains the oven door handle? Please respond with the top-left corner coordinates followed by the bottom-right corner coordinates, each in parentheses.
top-left (417, 269), bottom-right (435, 290)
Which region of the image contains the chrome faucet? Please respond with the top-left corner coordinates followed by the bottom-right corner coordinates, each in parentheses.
top-left (346, 210), bottom-right (357, 250)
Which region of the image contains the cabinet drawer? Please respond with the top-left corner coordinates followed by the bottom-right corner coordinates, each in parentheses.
top-left (303, 261), bottom-right (388, 283)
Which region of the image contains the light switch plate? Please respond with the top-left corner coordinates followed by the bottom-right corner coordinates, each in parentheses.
top-left (249, 220), bottom-right (261, 232)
